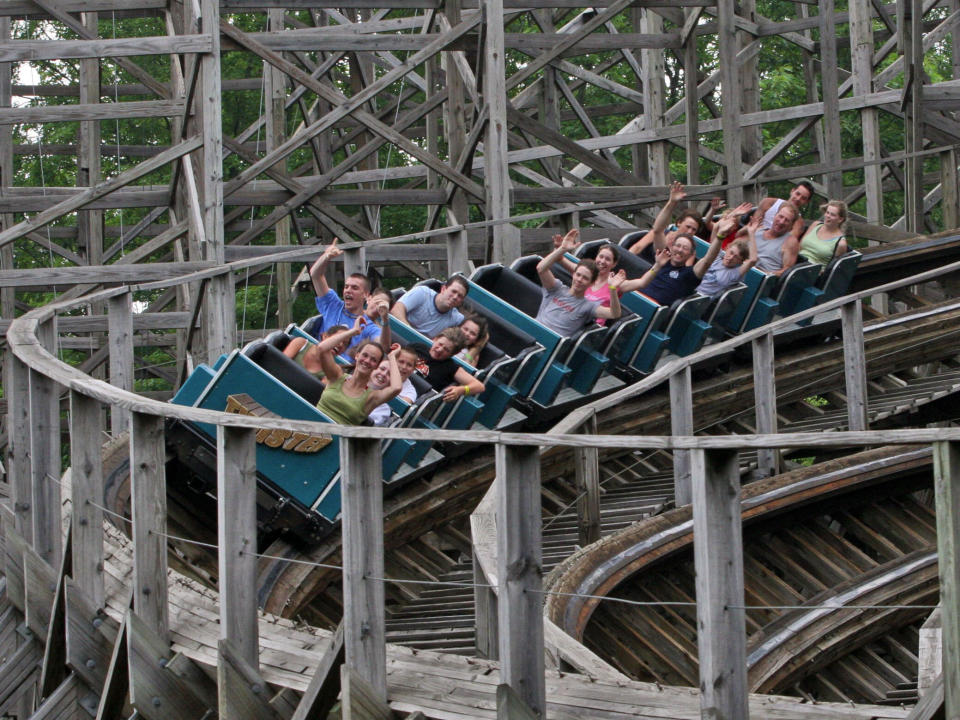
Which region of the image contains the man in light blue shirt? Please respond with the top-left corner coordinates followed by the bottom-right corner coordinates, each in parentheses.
top-left (391, 276), bottom-right (468, 337)
top-left (309, 238), bottom-right (381, 348)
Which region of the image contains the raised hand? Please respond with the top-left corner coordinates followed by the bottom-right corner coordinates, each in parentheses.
top-left (559, 228), bottom-right (580, 252)
top-left (655, 246), bottom-right (672, 267)
top-left (324, 237), bottom-right (343, 259)
top-left (608, 269), bottom-right (627, 288)
top-left (668, 180), bottom-right (686, 204)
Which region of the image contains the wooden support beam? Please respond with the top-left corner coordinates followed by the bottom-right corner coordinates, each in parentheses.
top-left (217, 426), bottom-right (259, 669)
top-left (340, 665), bottom-right (391, 720)
top-left (496, 443), bottom-right (545, 717)
top-left (574, 409), bottom-right (601, 546)
top-left (691, 447), bottom-right (748, 720)
top-left (30, 316), bottom-right (61, 567)
top-left (64, 577), bottom-right (118, 694)
top-left (473, 543), bottom-right (499, 660)
top-left (841, 299), bottom-right (869, 431)
top-left (108, 292), bottom-right (133, 436)
top-left (934, 441), bottom-right (960, 720)
top-left (752, 332), bottom-right (779, 477)
top-left (39, 531), bottom-right (70, 700)
top-left (340, 436), bottom-right (386, 701)
top-left (23, 543), bottom-right (57, 639)
top-left (496, 683), bottom-right (539, 720)
top-left (8, 354), bottom-right (33, 542)
top-left (290, 622), bottom-right (345, 720)
top-left (94, 618), bottom-right (128, 720)
top-left (129, 412), bottom-right (168, 639)
top-left (670, 366), bottom-right (693, 506)
top-left (217, 638), bottom-right (281, 720)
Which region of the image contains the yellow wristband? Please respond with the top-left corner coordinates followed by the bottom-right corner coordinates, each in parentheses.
top-left (463, 385), bottom-right (470, 396)
top-left (608, 285), bottom-right (616, 290)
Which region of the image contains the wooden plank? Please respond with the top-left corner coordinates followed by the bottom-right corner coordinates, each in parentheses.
top-left (496, 683), bottom-right (538, 720)
top-left (495, 443), bottom-right (545, 717)
top-left (0, 637), bottom-right (41, 711)
top-left (340, 665), bottom-right (391, 720)
top-left (7, 354), bottom-right (32, 543)
top-left (691, 448), bottom-right (747, 720)
top-left (340, 437), bottom-right (386, 700)
top-left (217, 426), bottom-right (259, 668)
top-left (39, 531), bottom-right (70, 700)
top-left (94, 616), bottom-right (128, 720)
top-left (108, 292), bottom-right (133, 436)
top-left (473, 545), bottom-right (498, 660)
top-left (0, 100), bottom-right (184, 124)
top-left (127, 611), bottom-right (211, 720)
top-left (23, 543), bottom-right (57, 639)
top-left (574, 410), bottom-right (601, 546)
top-left (218, 638), bottom-right (281, 720)
top-left (669, 367), bottom-right (693, 506)
top-left (752, 332), bottom-right (779, 477)
top-left (290, 622), bottom-right (345, 720)
top-left (30, 316), bottom-right (61, 567)
top-left (69, 389), bottom-right (104, 608)
top-left (842, 300), bottom-right (870, 432)
top-left (30, 671), bottom-right (78, 720)
top-left (917, 606), bottom-right (942, 696)
top-left (64, 577), bottom-right (118, 694)
top-left (935, 441), bottom-right (960, 719)
top-left (129, 412), bottom-right (168, 638)
top-left (3, 522), bottom-right (26, 612)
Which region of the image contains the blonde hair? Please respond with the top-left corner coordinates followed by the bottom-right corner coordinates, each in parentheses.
top-left (821, 199), bottom-right (848, 230)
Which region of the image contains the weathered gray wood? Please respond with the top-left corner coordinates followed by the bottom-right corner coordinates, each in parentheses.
top-left (39, 531), bottom-right (70, 699)
top-left (0, 35), bottom-right (211, 63)
top-left (217, 425), bottom-right (259, 669)
top-left (289, 622), bottom-right (344, 720)
top-left (23, 543), bottom-right (57, 639)
top-left (64, 577), bottom-right (117, 693)
top-left (691, 448), bottom-right (747, 720)
top-left (126, 611), bottom-right (211, 720)
top-left (841, 300), bottom-right (869, 432)
top-left (108, 291), bottom-right (133, 436)
top-left (94, 616), bottom-right (128, 720)
top-left (473, 545), bottom-right (498, 660)
top-left (483, 0), bottom-right (515, 264)
top-left (752, 332), bottom-right (779, 477)
top-left (0, 100), bottom-right (185, 124)
top-left (670, 366), bottom-right (693, 506)
top-left (129, 412), bottom-right (168, 638)
top-left (340, 665), bottom-right (391, 720)
top-left (934, 441), bottom-right (960, 719)
top-left (340, 436), bottom-right (386, 701)
top-left (217, 638), bottom-right (280, 720)
top-left (496, 683), bottom-right (539, 720)
top-left (574, 410), bottom-right (601, 546)
top-left (717, 0), bottom-right (743, 204)
top-left (30, 316), bottom-right (61, 567)
top-left (30, 671), bottom-right (78, 720)
top-left (496, 443), bottom-right (545, 717)
top-left (69, 389), bottom-right (104, 609)
top-left (918, 606), bottom-right (942, 696)
top-left (819, 0), bottom-right (842, 198)
top-left (2, 521), bottom-right (26, 612)
top-left (8, 354), bottom-right (33, 543)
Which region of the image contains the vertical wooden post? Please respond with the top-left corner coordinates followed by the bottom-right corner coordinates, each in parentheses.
top-left (933, 441), bottom-right (960, 719)
top-left (574, 410), bottom-right (601, 547)
top-left (752, 332), bottom-right (779, 477)
top-left (670, 366), bottom-right (693, 506)
top-left (819, 0), bottom-right (842, 198)
top-left (130, 411), bottom-right (168, 639)
top-left (717, 0), bottom-right (743, 205)
top-left (70, 389), bottom-right (104, 609)
top-left (942, 148), bottom-right (960, 231)
top-left (340, 436), bottom-right (386, 701)
top-left (496, 443), bottom-right (545, 717)
top-left (108, 291), bottom-right (134, 436)
top-left (265, 8), bottom-right (291, 330)
top-left (217, 426), bottom-right (259, 668)
top-left (483, 0), bottom-right (517, 264)
top-left (441, 0), bottom-right (470, 275)
top-left (841, 300), bottom-right (869, 432)
top-left (641, 8), bottom-right (668, 188)
top-left (691, 448), bottom-right (748, 720)
top-left (31, 316), bottom-right (62, 566)
top-left (8, 354), bottom-right (33, 541)
top-left (473, 546), bottom-right (498, 660)
top-left (850, 0), bottom-right (883, 225)
top-left (343, 246), bottom-right (367, 280)
top-left (682, 8), bottom-right (700, 186)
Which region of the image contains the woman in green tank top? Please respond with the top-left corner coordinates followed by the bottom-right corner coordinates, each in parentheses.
top-left (313, 319), bottom-right (402, 425)
top-left (799, 200), bottom-right (849, 265)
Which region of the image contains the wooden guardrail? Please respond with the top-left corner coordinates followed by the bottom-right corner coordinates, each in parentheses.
top-left (7, 246), bottom-right (960, 718)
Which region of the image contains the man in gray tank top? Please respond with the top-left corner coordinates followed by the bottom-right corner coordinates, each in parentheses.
top-left (753, 201), bottom-right (801, 276)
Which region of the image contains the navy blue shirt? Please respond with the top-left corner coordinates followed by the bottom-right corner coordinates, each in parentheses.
top-left (644, 264), bottom-right (700, 306)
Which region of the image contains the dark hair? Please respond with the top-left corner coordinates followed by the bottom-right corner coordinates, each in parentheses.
top-left (445, 275), bottom-right (470, 296)
top-left (353, 340), bottom-right (385, 362)
top-left (575, 259), bottom-right (600, 282)
top-left (460, 313), bottom-right (489, 346)
top-left (675, 208), bottom-right (701, 230)
top-left (367, 287), bottom-right (394, 311)
top-left (437, 326), bottom-right (467, 353)
top-left (796, 180), bottom-right (814, 197)
top-left (596, 243), bottom-right (620, 263)
top-left (673, 234), bottom-right (695, 253)
top-left (396, 345), bottom-right (420, 363)
top-left (347, 272), bottom-right (371, 293)
top-left (322, 324), bottom-right (348, 338)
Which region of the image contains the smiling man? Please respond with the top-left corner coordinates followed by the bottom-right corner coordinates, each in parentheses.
top-left (535, 229), bottom-right (624, 336)
top-left (751, 201), bottom-right (801, 276)
top-left (308, 237), bottom-right (381, 349)
top-left (392, 275), bottom-right (469, 337)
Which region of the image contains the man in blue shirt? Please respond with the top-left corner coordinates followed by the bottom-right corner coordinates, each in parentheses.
top-left (309, 238), bottom-right (382, 349)
top-left (391, 276), bottom-right (469, 337)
